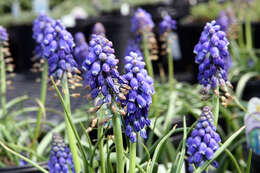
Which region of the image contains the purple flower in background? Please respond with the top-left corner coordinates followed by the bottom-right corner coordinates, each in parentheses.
top-left (186, 106), bottom-right (221, 172)
top-left (125, 40), bottom-right (142, 57)
top-left (0, 26), bottom-right (8, 46)
top-left (120, 51), bottom-right (154, 142)
top-left (216, 8), bottom-right (236, 32)
top-left (82, 34), bottom-right (126, 105)
top-left (32, 14), bottom-right (54, 59)
top-left (159, 15), bottom-right (177, 35)
top-left (92, 22), bottom-right (106, 36)
top-left (74, 32), bottom-right (88, 69)
top-left (48, 133), bottom-right (75, 173)
top-left (41, 19), bottom-right (79, 79)
top-left (132, 8), bottom-right (154, 35)
top-left (194, 20), bottom-right (231, 91)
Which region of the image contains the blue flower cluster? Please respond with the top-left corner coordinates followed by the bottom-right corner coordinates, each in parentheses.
top-left (0, 26), bottom-right (8, 46)
top-left (159, 15), bottom-right (177, 35)
top-left (92, 22), bottom-right (106, 36)
top-left (194, 20), bottom-right (231, 91)
top-left (186, 106), bottom-right (221, 172)
top-left (74, 32), bottom-right (88, 69)
top-left (32, 14), bottom-right (53, 59)
top-left (48, 133), bottom-right (75, 173)
top-left (82, 34), bottom-right (126, 105)
top-left (216, 9), bottom-right (236, 32)
top-left (132, 8), bottom-right (154, 34)
top-left (40, 19), bottom-right (79, 79)
top-left (121, 51), bottom-right (154, 143)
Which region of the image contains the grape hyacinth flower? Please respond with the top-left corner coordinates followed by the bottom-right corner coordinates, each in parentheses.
top-left (0, 26), bottom-right (8, 46)
top-left (131, 8), bottom-right (158, 61)
top-left (194, 20), bottom-right (232, 96)
top-left (32, 14), bottom-right (54, 59)
top-left (41, 19), bottom-right (80, 80)
top-left (159, 15), bottom-right (177, 36)
top-left (186, 106), bottom-right (221, 172)
top-left (120, 51), bottom-right (154, 143)
top-left (216, 8), bottom-right (236, 33)
top-left (0, 25), bottom-right (14, 74)
top-left (125, 39), bottom-right (142, 57)
top-left (82, 34), bottom-right (127, 108)
top-left (92, 22), bottom-right (106, 37)
top-left (48, 133), bottom-right (75, 173)
top-left (132, 8), bottom-right (154, 35)
top-left (74, 32), bottom-right (88, 69)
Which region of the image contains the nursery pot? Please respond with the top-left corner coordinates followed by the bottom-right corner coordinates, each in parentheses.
top-left (0, 162), bottom-right (48, 173)
top-left (241, 79), bottom-right (260, 101)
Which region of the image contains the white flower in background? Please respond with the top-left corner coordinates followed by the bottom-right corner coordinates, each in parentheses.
top-left (244, 97), bottom-right (260, 155)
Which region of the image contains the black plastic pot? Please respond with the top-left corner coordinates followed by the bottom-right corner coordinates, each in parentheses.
top-left (243, 79), bottom-right (260, 100)
top-left (0, 162), bottom-right (48, 173)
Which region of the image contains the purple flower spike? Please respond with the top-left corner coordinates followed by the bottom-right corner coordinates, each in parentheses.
top-left (82, 34), bottom-right (126, 104)
top-left (120, 51), bottom-right (154, 143)
top-left (92, 22), bottom-right (106, 36)
top-left (33, 14), bottom-right (54, 59)
top-left (132, 8), bottom-right (154, 34)
top-left (159, 15), bottom-right (177, 35)
top-left (40, 19), bottom-right (79, 79)
top-left (216, 8), bottom-right (236, 32)
top-left (0, 26), bottom-right (8, 46)
top-left (48, 133), bottom-right (75, 173)
top-left (186, 106), bottom-right (221, 172)
top-left (74, 32), bottom-right (88, 69)
top-left (194, 20), bottom-right (231, 91)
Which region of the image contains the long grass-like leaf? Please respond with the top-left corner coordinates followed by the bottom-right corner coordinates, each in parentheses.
top-left (176, 117), bottom-right (187, 173)
top-left (195, 126), bottom-right (245, 173)
top-left (0, 141), bottom-right (49, 173)
top-left (148, 125), bottom-right (177, 173)
top-left (51, 77), bottom-right (89, 172)
top-left (236, 72), bottom-right (259, 99)
top-left (246, 149), bottom-right (252, 173)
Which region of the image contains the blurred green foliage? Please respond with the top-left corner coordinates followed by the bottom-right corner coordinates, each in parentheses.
top-left (182, 1), bottom-right (260, 24)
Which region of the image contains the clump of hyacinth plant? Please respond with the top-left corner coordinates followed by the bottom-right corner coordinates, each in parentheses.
top-left (48, 133), bottom-right (75, 173)
top-left (82, 34), bottom-right (127, 173)
top-left (119, 51), bottom-right (154, 173)
top-left (194, 20), bottom-right (233, 125)
top-left (186, 106), bottom-right (221, 172)
top-left (159, 15), bottom-right (177, 91)
top-left (42, 18), bottom-right (82, 173)
top-left (0, 25), bottom-right (14, 119)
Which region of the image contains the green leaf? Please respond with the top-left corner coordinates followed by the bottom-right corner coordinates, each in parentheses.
top-left (148, 125), bottom-right (177, 173)
top-left (195, 126), bottom-right (245, 173)
top-left (236, 72), bottom-right (259, 99)
top-left (246, 149), bottom-right (252, 173)
top-left (0, 140), bottom-right (49, 173)
top-left (176, 117), bottom-right (187, 173)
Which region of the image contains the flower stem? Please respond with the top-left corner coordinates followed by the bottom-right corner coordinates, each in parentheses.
top-left (0, 46), bottom-right (6, 118)
top-left (32, 60), bottom-right (48, 152)
top-left (213, 85), bottom-right (220, 127)
top-left (129, 142), bottom-right (136, 173)
top-left (62, 73), bottom-right (81, 173)
top-left (98, 108), bottom-right (105, 173)
top-left (167, 38), bottom-right (174, 91)
top-left (112, 112), bottom-right (125, 173)
top-left (143, 33), bottom-right (154, 79)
